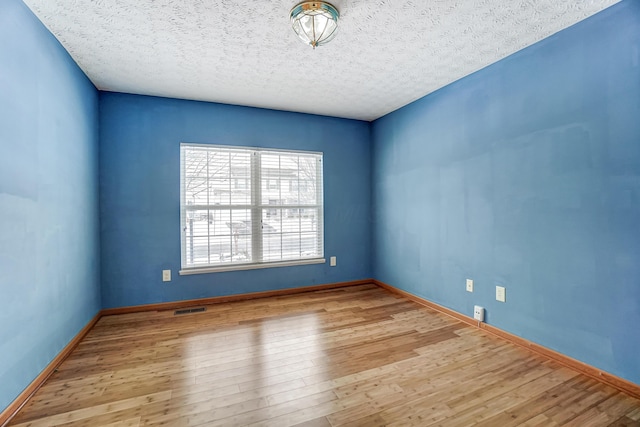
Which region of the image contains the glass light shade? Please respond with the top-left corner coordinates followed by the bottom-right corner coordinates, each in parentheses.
top-left (290, 2), bottom-right (340, 48)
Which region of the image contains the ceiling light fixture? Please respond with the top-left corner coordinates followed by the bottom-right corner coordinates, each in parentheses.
top-left (290, 1), bottom-right (340, 49)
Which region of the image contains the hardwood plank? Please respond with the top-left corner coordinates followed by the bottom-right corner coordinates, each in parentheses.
top-left (290, 416), bottom-right (331, 427)
top-left (10, 391), bottom-right (171, 427)
top-left (6, 285), bottom-right (640, 426)
top-left (375, 279), bottom-right (640, 400)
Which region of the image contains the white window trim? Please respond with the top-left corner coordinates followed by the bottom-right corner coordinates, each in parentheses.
top-left (180, 143), bottom-right (324, 274)
top-left (179, 258), bottom-right (326, 275)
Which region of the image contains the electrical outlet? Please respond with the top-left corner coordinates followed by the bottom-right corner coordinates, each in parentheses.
top-left (466, 279), bottom-right (473, 292)
top-left (473, 305), bottom-right (485, 322)
top-left (162, 270), bottom-right (171, 282)
top-left (330, 256), bottom-right (337, 267)
top-left (496, 286), bottom-right (506, 302)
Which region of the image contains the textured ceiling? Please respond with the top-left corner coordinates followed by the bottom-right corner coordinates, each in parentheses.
top-left (22, 0), bottom-right (620, 121)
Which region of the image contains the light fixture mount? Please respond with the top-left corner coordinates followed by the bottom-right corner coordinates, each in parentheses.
top-left (290, 1), bottom-right (340, 49)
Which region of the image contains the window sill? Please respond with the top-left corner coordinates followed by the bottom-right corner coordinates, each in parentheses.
top-left (179, 258), bottom-right (326, 275)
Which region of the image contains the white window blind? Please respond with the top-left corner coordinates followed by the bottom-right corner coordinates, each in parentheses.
top-left (180, 144), bottom-right (324, 273)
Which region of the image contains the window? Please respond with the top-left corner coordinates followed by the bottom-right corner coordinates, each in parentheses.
top-left (290, 180), bottom-right (308, 193)
top-left (267, 179), bottom-right (280, 190)
top-left (233, 178), bottom-right (248, 189)
top-left (180, 144), bottom-right (324, 273)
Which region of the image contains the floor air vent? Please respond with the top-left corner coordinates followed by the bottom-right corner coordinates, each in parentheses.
top-left (174, 307), bottom-right (206, 315)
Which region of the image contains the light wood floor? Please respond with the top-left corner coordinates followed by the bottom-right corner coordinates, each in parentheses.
top-left (8, 284), bottom-right (640, 426)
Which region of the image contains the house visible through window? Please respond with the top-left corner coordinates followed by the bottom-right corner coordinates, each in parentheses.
top-left (180, 144), bottom-right (324, 273)
top-left (234, 178), bottom-right (248, 189)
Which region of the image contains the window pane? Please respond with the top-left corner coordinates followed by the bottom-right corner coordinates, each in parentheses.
top-left (261, 153), bottom-right (319, 206)
top-left (185, 209), bottom-right (210, 235)
top-left (230, 186), bottom-right (250, 205)
top-left (181, 144), bottom-right (323, 270)
top-left (282, 232), bottom-right (301, 260)
top-left (209, 236), bottom-right (232, 264)
top-left (185, 178), bottom-right (208, 205)
top-left (300, 232), bottom-right (319, 257)
top-left (281, 214), bottom-right (300, 234)
top-left (206, 151), bottom-right (252, 206)
top-left (184, 235), bottom-right (210, 267)
top-left (183, 148), bottom-right (209, 179)
top-left (229, 152), bottom-right (252, 205)
top-left (261, 211), bottom-right (280, 236)
top-left (262, 232), bottom-right (282, 261)
top-left (295, 155), bottom-right (319, 206)
top-left (261, 210), bottom-right (281, 262)
top-left (208, 152), bottom-right (232, 178)
top-left (227, 209), bottom-right (252, 262)
top-left (208, 209), bottom-right (236, 264)
top-left (208, 179), bottom-right (230, 205)
top-left (300, 209), bottom-right (319, 232)
top-left (262, 208), bottom-right (316, 261)
top-left (261, 154), bottom-right (282, 205)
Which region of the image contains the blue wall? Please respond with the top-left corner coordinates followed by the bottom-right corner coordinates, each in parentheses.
top-left (0, 0), bottom-right (100, 412)
top-left (99, 93), bottom-right (371, 308)
top-left (372, 0), bottom-right (640, 385)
